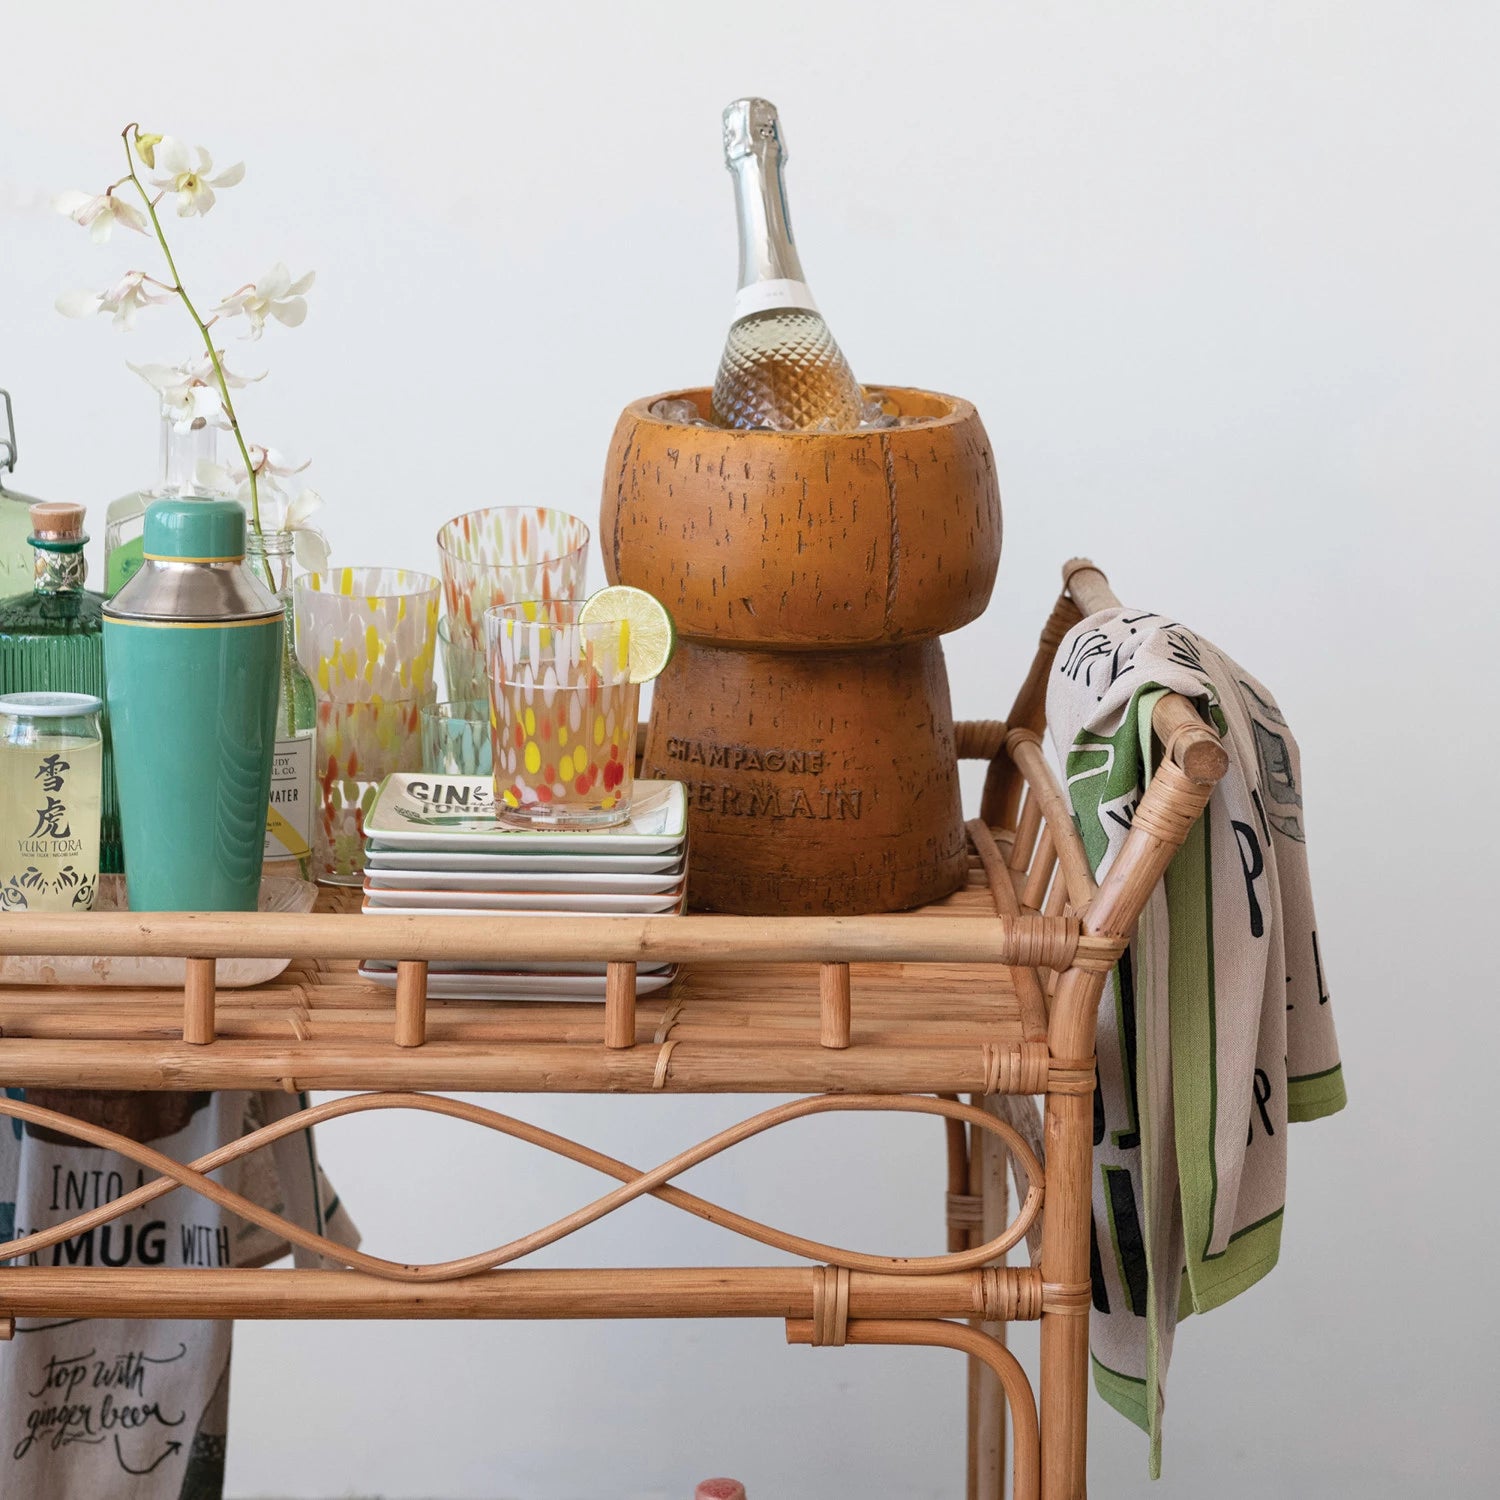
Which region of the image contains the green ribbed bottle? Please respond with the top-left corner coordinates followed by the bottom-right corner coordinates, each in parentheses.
top-left (0, 503), bottom-right (122, 872)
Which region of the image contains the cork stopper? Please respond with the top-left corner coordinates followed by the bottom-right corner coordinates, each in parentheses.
top-left (29, 502), bottom-right (86, 542)
top-left (695, 1483), bottom-right (747, 1500)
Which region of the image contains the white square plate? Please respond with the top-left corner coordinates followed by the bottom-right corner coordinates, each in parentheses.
top-left (356, 963), bottom-right (679, 1001)
top-left (363, 863), bottom-right (685, 895)
top-left (360, 885), bottom-right (686, 914)
top-left (365, 776), bottom-right (687, 855)
top-left (363, 848), bottom-right (684, 874)
top-left (360, 959), bottom-right (675, 977)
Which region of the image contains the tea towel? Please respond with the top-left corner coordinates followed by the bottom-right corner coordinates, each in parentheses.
top-left (1046, 605), bottom-right (1345, 1474)
top-left (0, 1088), bottom-right (356, 1499)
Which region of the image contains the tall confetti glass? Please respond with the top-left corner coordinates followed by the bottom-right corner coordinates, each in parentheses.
top-left (437, 508), bottom-right (590, 653)
top-left (485, 601), bottom-right (638, 829)
top-left (438, 615), bottom-right (487, 702)
top-left (294, 567), bottom-right (440, 882)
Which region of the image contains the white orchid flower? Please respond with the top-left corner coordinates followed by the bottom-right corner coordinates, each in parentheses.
top-left (127, 360), bottom-right (227, 430)
top-left (221, 453), bottom-right (328, 567)
top-left (194, 460), bottom-right (233, 495)
top-left (149, 138), bottom-right (244, 218)
top-left (283, 487), bottom-right (331, 573)
top-left (215, 263), bottom-right (315, 339)
top-left (217, 445), bottom-right (312, 507)
top-left (56, 270), bottom-right (174, 330)
top-left (182, 348), bottom-right (264, 390)
top-left (239, 445), bottom-right (311, 498)
top-left (53, 188), bottom-right (147, 243)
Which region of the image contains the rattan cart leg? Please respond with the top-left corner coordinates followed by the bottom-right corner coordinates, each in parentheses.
top-left (183, 957), bottom-right (215, 1045)
top-left (976, 1095), bottom-right (1010, 1500)
top-left (1038, 1100), bottom-right (1091, 1500)
top-left (787, 1318), bottom-right (1039, 1500)
top-left (1038, 1032), bottom-right (1096, 1500)
top-left (967, 1117), bottom-right (983, 1500)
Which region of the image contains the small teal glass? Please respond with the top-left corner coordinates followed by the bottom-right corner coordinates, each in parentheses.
top-left (420, 699), bottom-right (493, 777)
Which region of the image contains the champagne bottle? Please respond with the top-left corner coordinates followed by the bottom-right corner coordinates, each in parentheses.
top-left (711, 98), bottom-right (865, 432)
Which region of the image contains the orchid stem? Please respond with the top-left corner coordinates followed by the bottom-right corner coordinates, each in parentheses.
top-left (120, 125), bottom-right (268, 562)
top-left (120, 123), bottom-right (291, 736)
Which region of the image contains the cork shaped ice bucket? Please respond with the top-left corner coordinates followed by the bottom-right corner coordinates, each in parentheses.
top-left (601, 387), bottom-right (1001, 914)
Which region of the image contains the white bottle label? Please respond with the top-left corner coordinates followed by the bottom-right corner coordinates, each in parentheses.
top-left (733, 278), bottom-right (818, 320)
top-left (264, 734), bottom-right (314, 864)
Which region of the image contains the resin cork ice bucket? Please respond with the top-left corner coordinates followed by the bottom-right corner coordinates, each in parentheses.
top-left (600, 386), bottom-right (1001, 915)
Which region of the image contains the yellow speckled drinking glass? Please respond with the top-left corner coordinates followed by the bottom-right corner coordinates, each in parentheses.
top-left (294, 567), bottom-right (441, 703)
top-left (294, 568), bottom-right (441, 881)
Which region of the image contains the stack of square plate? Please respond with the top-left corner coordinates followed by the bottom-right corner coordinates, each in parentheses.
top-left (357, 773), bottom-right (688, 999)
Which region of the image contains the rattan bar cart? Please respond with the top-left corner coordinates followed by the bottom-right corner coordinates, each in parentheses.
top-left (0, 561), bottom-right (1226, 1500)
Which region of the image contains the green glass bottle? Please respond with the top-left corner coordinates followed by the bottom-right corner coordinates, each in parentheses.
top-left (244, 527), bottom-right (315, 878)
top-left (0, 503), bottom-right (123, 872)
top-left (0, 391), bottom-right (47, 597)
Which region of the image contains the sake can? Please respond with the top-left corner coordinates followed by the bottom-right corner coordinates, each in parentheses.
top-left (0, 691), bottom-right (103, 912)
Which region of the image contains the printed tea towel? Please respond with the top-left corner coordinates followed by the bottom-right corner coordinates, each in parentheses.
top-left (0, 1089), bottom-right (356, 1499)
top-left (1046, 606), bottom-right (1345, 1474)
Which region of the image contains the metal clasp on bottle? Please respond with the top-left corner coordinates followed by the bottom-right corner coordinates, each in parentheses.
top-left (0, 391), bottom-right (17, 474)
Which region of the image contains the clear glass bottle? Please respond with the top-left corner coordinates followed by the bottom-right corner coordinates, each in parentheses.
top-left (244, 527), bottom-right (315, 878)
top-left (0, 503), bottom-right (122, 872)
top-left (0, 391), bottom-right (48, 597)
top-left (711, 98), bottom-right (865, 432)
top-left (104, 403), bottom-right (221, 596)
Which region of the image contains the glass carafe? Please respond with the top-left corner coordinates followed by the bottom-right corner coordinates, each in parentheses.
top-left (104, 403), bottom-right (223, 596)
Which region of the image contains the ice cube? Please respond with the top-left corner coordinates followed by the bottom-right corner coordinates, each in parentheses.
top-left (858, 389), bottom-right (899, 429)
top-left (649, 398), bottom-right (706, 425)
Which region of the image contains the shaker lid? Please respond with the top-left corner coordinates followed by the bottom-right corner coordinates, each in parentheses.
top-left (143, 497), bottom-right (247, 563)
top-left (105, 497), bottom-right (281, 624)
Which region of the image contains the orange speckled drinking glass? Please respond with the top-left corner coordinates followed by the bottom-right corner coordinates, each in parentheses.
top-left (484, 601), bottom-right (638, 830)
top-left (437, 508), bottom-right (590, 654)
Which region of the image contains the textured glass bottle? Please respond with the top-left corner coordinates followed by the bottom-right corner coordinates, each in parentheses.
top-left (0, 391), bottom-right (47, 597)
top-left (104, 404), bottom-right (221, 596)
top-left (244, 528), bottom-right (315, 877)
top-left (0, 503), bottom-right (122, 872)
top-left (711, 98), bottom-right (865, 432)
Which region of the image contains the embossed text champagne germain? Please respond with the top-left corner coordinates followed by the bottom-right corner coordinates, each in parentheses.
top-left (485, 602), bottom-right (638, 829)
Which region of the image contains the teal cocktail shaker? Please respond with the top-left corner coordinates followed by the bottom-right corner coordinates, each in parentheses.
top-left (103, 499), bottom-right (282, 910)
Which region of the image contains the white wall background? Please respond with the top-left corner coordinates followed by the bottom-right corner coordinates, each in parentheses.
top-left (3, 2), bottom-right (1497, 1495)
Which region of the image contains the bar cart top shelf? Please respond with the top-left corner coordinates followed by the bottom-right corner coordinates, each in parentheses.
top-left (0, 843), bottom-right (1051, 1097)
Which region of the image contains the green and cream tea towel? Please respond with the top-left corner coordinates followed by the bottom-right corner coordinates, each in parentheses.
top-left (1045, 606), bottom-right (1345, 1474)
top-left (0, 1089), bottom-right (356, 1500)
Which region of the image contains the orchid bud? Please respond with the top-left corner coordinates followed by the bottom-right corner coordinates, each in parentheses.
top-left (134, 132), bottom-right (163, 168)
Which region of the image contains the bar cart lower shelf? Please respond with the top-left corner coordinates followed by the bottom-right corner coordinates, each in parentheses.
top-left (0, 564), bottom-right (1226, 1500)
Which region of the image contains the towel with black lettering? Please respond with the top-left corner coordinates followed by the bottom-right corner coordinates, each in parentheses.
top-left (1046, 607), bottom-right (1344, 1475)
top-left (0, 1089), bottom-right (356, 1499)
